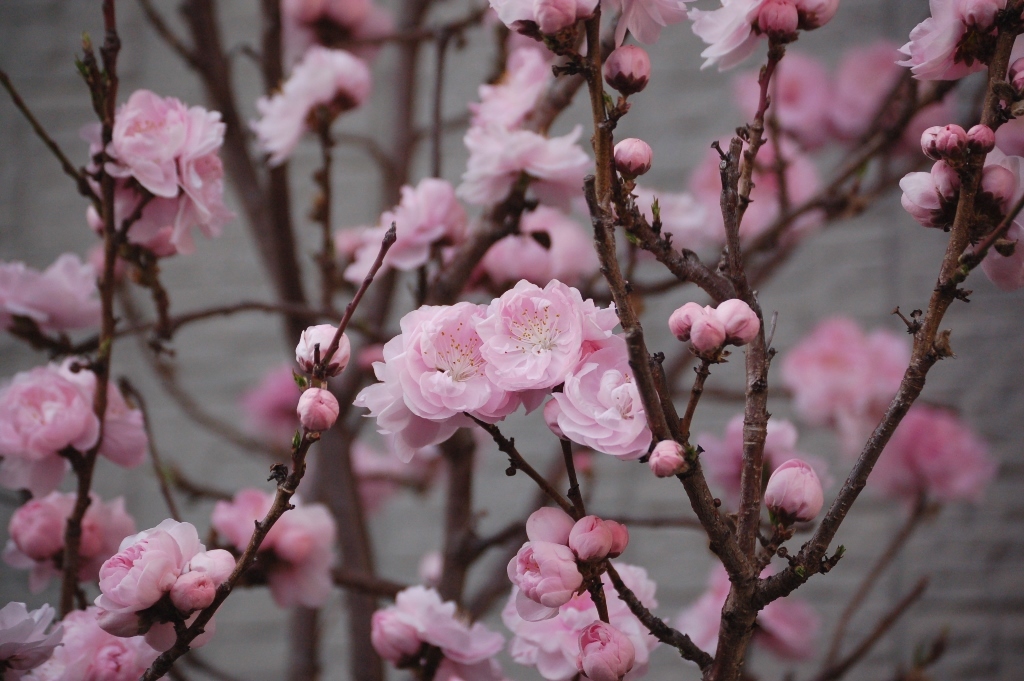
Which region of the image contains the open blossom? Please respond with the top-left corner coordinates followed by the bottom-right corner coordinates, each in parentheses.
top-left (106, 90), bottom-right (190, 198)
top-left (0, 364), bottom-right (100, 497)
top-left (548, 335), bottom-right (652, 460)
top-left (280, 0), bottom-right (393, 66)
top-left (508, 541), bottom-right (583, 621)
top-left (503, 563), bottom-right (659, 681)
top-left (0, 603), bottom-right (63, 680)
top-left (604, 0), bottom-right (689, 45)
top-left (576, 621), bottom-right (635, 681)
top-left (372, 586), bottom-right (505, 679)
top-left (355, 302), bottom-right (519, 461)
top-left (899, 160), bottom-right (961, 229)
top-left (478, 279), bottom-right (619, 392)
top-left (23, 607), bottom-right (157, 681)
top-left (873, 405), bottom-right (996, 503)
top-left (527, 507), bottom-right (576, 545)
top-left (4, 492), bottom-right (135, 593)
top-left (0, 255), bottom-right (101, 333)
top-left (675, 563), bottom-right (818, 660)
top-left (471, 47), bottom-right (552, 130)
top-left (345, 178), bottom-right (467, 282)
top-left (733, 52), bottom-right (831, 149)
top-left (898, 0), bottom-right (1005, 81)
top-left (252, 46), bottom-right (371, 166)
top-left (457, 125), bottom-right (591, 207)
top-left (479, 207), bottom-right (599, 288)
top-left (489, 0), bottom-right (598, 34)
top-left (212, 489), bottom-right (336, 608)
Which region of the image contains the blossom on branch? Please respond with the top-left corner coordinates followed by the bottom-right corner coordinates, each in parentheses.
top-left (603, 0), bottom-right (690, 45)
top-left (0, 603), bottom-right (63, 680)
top-left (897, 0), bottom-right (1006, 81)
top-left (0, 255), bottom-right (101, 333)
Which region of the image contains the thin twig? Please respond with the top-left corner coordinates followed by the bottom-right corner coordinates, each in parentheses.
top-left (117, 378), bottom-right (182, 521)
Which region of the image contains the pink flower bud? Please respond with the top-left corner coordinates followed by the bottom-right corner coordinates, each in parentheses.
top-left (8, 498), bottom-right (66, 561)
top-left (187, 549), bottom-right (236, 585)
top-left (170, 571), bottom-right (217, 612)
top-left (603, 45), bottom-right (651, 96)
top-left (921, 124), bottom-right (967, 161)
top-left (568, 516), bottom-right (614, 561)
top-left (981, 164), bottom-right (1016, 208)
top-left (370, 609), bottom-right (422, 662)
top-left (757, 0), bottom-right (799, 38)
top-left (604, 520), bottom-right (629, 558)
top-left (668, 302), bottom-right (704, 342)
top-left (689, 315), bottom-right (727, 353)
top-left (764, 459), bottom-right (824, 522)
top-left (535, 0), bottom-right (577, 33)
top-left (714, 299), bottom-right (760, 346)
top-left (957, 0), bottom-right (1002, 27)
top-left (576, 621), bottom-right (636, 681)
top-left (794, 0), bottom-right (839, 29)
top-left (507, 541), bottom-right (583, 621)
top-left (526, 507), bottom-right (575, 545)
top-left (967, 124), bottom-right (996, 154)
top-left (296, 324), bottom-right (350, 376)
top-left (297, 388), bottom-right (340, 431)
top-left (613, 138), bottom-right (653, 178)
top-left (1010, 57), bottom-right (1024, 91)
top-left (648, 440), bottom-right (686, 478)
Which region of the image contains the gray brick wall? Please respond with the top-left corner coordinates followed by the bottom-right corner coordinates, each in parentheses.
top-left (1, 1), bottom-right (1022, 679)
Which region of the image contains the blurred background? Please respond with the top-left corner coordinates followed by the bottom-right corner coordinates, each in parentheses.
top-left (1, 0), bottom-right (1022, 679)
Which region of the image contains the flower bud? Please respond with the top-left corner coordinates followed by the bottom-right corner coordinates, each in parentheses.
top-left (764, 459), bottom-right (824, 523)
top-left (757, 0), bottom-right (799, 38)
top-left (689, 315), bottom-right (727, 354)
top-left (921, 124), bottom-right (967, 161)
top-left (371, 609), bottom-right (422, 662)
top-left (526, 506), bottom-right (575, 545)
top-left (604, 520), bottom-right (629, 558)
top-left (967, 124), bottom-right (996, 154)
top-left (794, 0), bottom-right (839, 29)
top-left (668, 302), bottom-right (705, 342)
top-left (296, 324), bottom-right (350, 376)
top-left (1010, 57), bottom-right (1024, 92)
top-left (9, 499), bottom-right (65, 561)
top-left (613, 138), bottom-right (653, 178)
top-left (576, 621), bottom-right (636, 681)
top-left (508, 541), bottom-right (583, 621)
top-left (648, 440), bottom-right (686, 478)
top-left (170, 571), bottom-right (217, 612)
top-left (603, 45), bottom-right (651, 96)
top-left (297, 388), bottom-right (340, 431)
top-left (981, 164), bottom-right (1016, 208)
top-left (568, 516), bottom-right (614, 561)
top-left (534, 0), bottom-right (577, 33)
top-left (714, 299), bottom-right (760, 346)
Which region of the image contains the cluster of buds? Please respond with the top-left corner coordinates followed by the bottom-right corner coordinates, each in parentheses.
top-left (756, 0), bottom-right (839, 40)
top-left (668, 299), bottom-right (760, 355)
top-left (921, 124), bottom-right (995, 165)
top-left (294, 323), bottom-right (351, 432)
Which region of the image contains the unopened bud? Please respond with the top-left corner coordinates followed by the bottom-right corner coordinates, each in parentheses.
top-left (757, 0), bottom-right (799, 37)
top-left (296, 324), bottom-right (350, 376)
top-left (764, 459), bottom-right (824, 523)
top-left (613, 138), bottom-right (653, 178)
top-left (1010, 57), bottom-right (1024, 92)
top-left (534, 0), bottom-right (577, 33)
top-left (604, 45), bottom-right (651, 96)
top-left (921, 124), bottom-right (968, 162)
top-left (967, 124), bottom-right (996, 154)
top-left (648, 440), bottom-right (686, 477)
top-left (297, 387), bottom-right (340, 431)
top-left (794, 0), bottom-right (838, 29)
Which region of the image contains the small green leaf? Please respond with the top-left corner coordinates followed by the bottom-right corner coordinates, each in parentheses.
top-left (291, 430), bottom-right (302, 449)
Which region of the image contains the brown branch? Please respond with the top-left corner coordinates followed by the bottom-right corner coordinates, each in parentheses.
top-left (313, 113), bottom-right (339, 310)
top-left (437, 429), bottom-right (476, 602)
top-left (680, 359), bottom-right (712, 443)
top-left (136, 0), bottom-right (200, 68)
top-left (117, 378), bottom-right (182, 521)
top-left (332, 569), bottom-right (407, 598)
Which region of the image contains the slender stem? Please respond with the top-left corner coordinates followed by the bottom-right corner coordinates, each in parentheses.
top-left (561, 439), bottom-right (586, 519)
top-left (430, 33), bottom-right (451, 178)
top-left (680, 360), bottom-right (712, 443)
top-left (118, 378), bottom-right (182, 521)
top-left (331, 569), bottom-right (406, 598)
top-left (437, 429), bottom-right (476, 602)
top-left (314, 114), bottom-right (338, 311)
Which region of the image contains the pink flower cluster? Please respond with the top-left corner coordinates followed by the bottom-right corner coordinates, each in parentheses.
top-left (690, 0), bottom-right (838, 70)
top-left (94, 520), bottom-right (235, 651)
top-left (898, 0), bottom-right (1006, 81)
top-left (668, 299), bottom-right (760, 354)
top-left (0, 255), bottom-right (100, 333)
top-left (4, 492), bottom-right (135, 593)
top-left (676, 563), bottom-right (818, 660)
top-left (344, 178), bottom-right (467, 283)
top-left (212, 489), bottom-right (337, 608)
top-left (371, 586), bottom-right (505, 680)
top-left (24, 607), bottom-right (158, 681)
top-left (508, 508), bottom-right (627, 621)
top-left (873, 405), bottom-right (996, 504)
top-left (0, 603), bottom-right (63, 680)
top-left (780, 317), bottom-right (909, 454)
top-left (503, 562), bottom-right (659, 680)
top-left (86, 90), bottom-right (233, 256)
top-left (489, 0), bottom-right (597, 35)
top-left (0, 361), bottom-right (148, 497)
top-left (252, 46), bottom-right (371, 166)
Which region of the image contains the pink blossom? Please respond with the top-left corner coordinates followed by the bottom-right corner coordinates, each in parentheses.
top-left (715, 299), bottom-right (760, 345)
top-left (568, 516), bottom-right (614, 562)
top-left (899, 161), bottom-right (961, 229)
top-left (526, 507), bottom-right (576, 545)
top-left (345, 179), bottom-right (467, 283)
top-left (479, 207), bottom-right (599, 287)
top-left (490, 0), bottom-right (598, 34)
top-left (605, 521), bottom-right (628, 558)
top-left (458, 125), bottom-right (591, 207)
top-left (24, 606), bottom-right (157, 681)
top-left (282, 1), bottom-right (394, 66)
top-left (648, 440), bottom-right (686, 477)
top-left (733, 52), bottom-right (831, 149)
top-left (631, 187), bottom-right (715, 252)
top-left (478, 280), bottom-right (619, 392)
top-left (764, 459), bottom-right (824, 522)
top-left (508, 541), bottom-right (584, 621)
top-left (0, 364), bottom-right (100, 497)
top-left (252, 46), bottom-right (371, 166)
top-left (780, 317), bottom-right (910, 452)
top-left (240, 364), bottom-right (303, 442)
top-left (613, 138), bottom-right (653, 178)
top-left (968, 124), bottom-right (996, 153)
top-left (873, 405), bottom-right (996, 503)
top-left (576, 620), bottom-right (635, 681)
top-left (503, 563), bottom-right (659, 680)
top-left (668, 300), bottom-right (759, 353)
top-left (211, 490), bottom-right (337, 608)
top-left (0, 255), bottom-right (101, 333)
top-left (756, 0), bottom-right (798, 38)
top-left (168, 550), bottom-right (236, 613)
top-left (282, 0), bottom-right (372, 29)
top-left (471, 48), bottom-right (552, 130)
top-left (897, 0), bottom-right (1005, 81)
top-left (0, 603), bottom-right (63, 679)
top-left (106, 91), bottom-right (189, 198)
top-left (921, 124), bottom-right (968, 161)
top-left (371, 586), bottom-right (505, 676)
top-left (981, 220), bottom-right (1024, 290)
top-left (689, 0), bottom-right (765, 71)
top-left (604, 0), bottom-right (689, 45)
top-left (4, 492), bottom-right (135, 593)
top-left (296, 324), bottom-right (350, 376)
top-left (604, 45), bottom-right (651, 95)
top-left (549, 335), bottom-right (652, 460)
